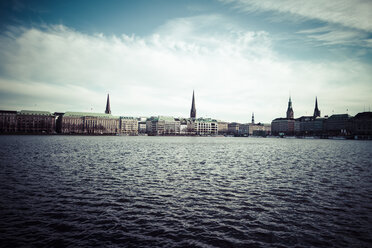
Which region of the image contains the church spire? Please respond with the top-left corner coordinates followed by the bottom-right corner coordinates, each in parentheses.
top-left (190, 90), bottom-right (196, 119)
top-left (105, 94), bottom-right (111, 114)
top-left (313, 96), bottom-right (321, 118)
top-left (286, 96), bottom-right (294, 119)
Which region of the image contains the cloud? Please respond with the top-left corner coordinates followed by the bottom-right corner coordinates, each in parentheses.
top-left (297, 25), bottom-right (372, 47)
top-left (220, 0), bottom-right (372, 32)
top-left (0, 16), bottom-right (371, 122)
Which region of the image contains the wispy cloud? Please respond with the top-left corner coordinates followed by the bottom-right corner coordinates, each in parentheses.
top-left (0, 16), bottom-right (371, 122)
top-left (221, 0), bottom-right (372, 32)
top-left (297, 25), bottom-right (372, 47)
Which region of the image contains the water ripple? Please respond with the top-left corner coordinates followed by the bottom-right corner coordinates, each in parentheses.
top-left (0, 136), bottom-right (371, 247)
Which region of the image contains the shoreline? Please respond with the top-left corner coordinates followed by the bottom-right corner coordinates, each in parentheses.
top-left (1, 133), bottom-right (371, 140)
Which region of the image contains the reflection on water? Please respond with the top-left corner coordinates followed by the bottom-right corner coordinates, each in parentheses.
top-left (0, 136), bottom-right (371, 247)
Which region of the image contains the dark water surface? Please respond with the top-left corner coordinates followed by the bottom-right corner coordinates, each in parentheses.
top-left (0, 136), bottom-right (371, 247)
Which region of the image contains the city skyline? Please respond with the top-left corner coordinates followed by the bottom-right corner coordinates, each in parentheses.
top-left (0, 0), bottom-right (371, 123)
top-left (0, 92), bottom-right (362, 125)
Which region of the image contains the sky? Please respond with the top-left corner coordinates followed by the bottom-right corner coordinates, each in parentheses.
top-left (0, 0), bottom-right (371, 123)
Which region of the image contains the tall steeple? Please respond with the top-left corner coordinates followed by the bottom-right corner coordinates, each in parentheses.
top-left (190, 90), bottom-right (196, 119)
top-left (286, 96), bottom-right (294, 119)
top-left (313, 96), bottom-right (321, 118)
top-left (105, 93), bottom-right (111, 114)
top-left (251, 112), bottom-right (255, 124)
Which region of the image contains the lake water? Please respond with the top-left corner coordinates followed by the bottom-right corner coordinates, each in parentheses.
top-left (0, 136), bottom-right (371, 247)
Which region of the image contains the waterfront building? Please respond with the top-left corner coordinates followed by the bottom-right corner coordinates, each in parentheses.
top-left (249, 123), bottom-right (271, 136)
top-left (271, 118), bottom-right (295, 136)
top-left (0, 110), bottom-right (55, 134)
top-left (186, 90), bottom-right (218, 135)
top-left (178, 118), bottom-right (186, 134)
top-left (238, 123), bottom-right (249, 136)
top-left (120, 117), bottom-right (138, 135)
top-left (16, 110), bottom-right (55, 134)
top-left (325, 114), bottom-right (351, 136)
top-left (146, 116), bottom-right (180, 135)
top-left (235, 112), bottom-right (271, 136)
top-left (56, 94), bottom-right (120, 134)
top-left (193, 118), bottom-right (218, 135)
top-left (271, 97), bottom-right (295, 136)
top-left (295, 116), bottom-right (313, 135)
top-left (295, 116), bottom-right (326, 136)
top-left (312, 118), bottom-right (326, 135)
top-left (186, 119), bottom-right (196, 135)
top-left (0, 110), bottom-right (17, 133)
top-left (294, 119), bottom-right (301, 134)
top-left (228, 122), bottom-right (240, 135)
top-left (58, 112), bottom-right (119, 134)
top-left (234, 122), bottom-right (271, 137)
top-left (137, 117), bottom-right (147, 134)
top-left (292, 98), bottom-right (324, 136)
top-left (217, 121), bottom-right (228, 134)
top-left (351, 112), bottom-right (372, 139)
top-left (255, 123), bottom-right (271, 136)
top-left (58, 112), bottom-right (84, 134)
top-left (178, 118), bottom-right (193, 135)
top-left (138, 122), bottom-right (147, 134)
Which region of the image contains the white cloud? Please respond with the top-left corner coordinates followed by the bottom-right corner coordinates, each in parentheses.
top-left (0, 16), bottom-right (371, 123)
top-left (297, 25), bottom-right (372, 47)
top-left (221, 0), bottom-right (372, 32)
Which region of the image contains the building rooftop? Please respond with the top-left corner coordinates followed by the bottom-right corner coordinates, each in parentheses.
top-left (272, 117), bottom-right (294, 121)
top-left (19, 110), bottom-right (53, 116)
top-left (354, 112), bottom-right (372, 119)
top-left (296, 116), bottom-right (314, 122)
top-left (328, 114), bottom-right (351, 120)
top-left (147, 116), bottom-right (177, 122)
top-left (64, 112), bottom-right (118, 118)
top-left (0, 110), bottom-right (17, 114)
top-left (195, 118), bottom-right (218, 122)
top-left (120, 116), bottom-right (136, 120)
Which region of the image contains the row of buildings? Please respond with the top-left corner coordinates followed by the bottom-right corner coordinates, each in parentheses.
top-left (0, 92), bottom-right (270, 136)
top-left (1, 92), bottom-right (371, 139)
top-left (271, 97), bottom-right (372, 139)
top-left (224, 113), bottom-right (271, 136)
top-left (0, 110), bottom-right (56, 134)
